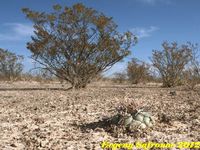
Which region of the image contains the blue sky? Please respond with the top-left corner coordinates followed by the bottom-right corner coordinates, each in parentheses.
top-left (0, 0), bottom-right (200, 76)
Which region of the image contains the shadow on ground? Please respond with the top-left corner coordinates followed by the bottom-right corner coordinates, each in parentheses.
top-left (0, 87), bottom-right (73, 91)
top-left (72, 115), bottom-right (121, 133)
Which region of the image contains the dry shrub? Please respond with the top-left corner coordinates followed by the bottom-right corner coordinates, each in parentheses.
top-left (127, 58), bottom-right (150, 84)
top-left (183, 43), bottom-right (200, 90)
top-left (22, 3), bottom-right (137, 89)
top-left (183, 70), bottom-right (200, 90)
top-left (151, 42), bottom-right (192, 87)
top-left (21, 70), bottom-right (54, 83)
top-left (0, 48), bottom-right (23, 81)
top-left (112, 72), bottom-right (127, 84)
top-left (115, 94), bottom-right (145, 115)
top-left (116, 100), bottom-right (144, 115)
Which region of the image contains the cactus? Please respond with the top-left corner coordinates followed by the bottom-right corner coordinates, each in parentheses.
top-left (134, 113), bottom-right (144, 122)
top-left (123, 114), bottom-right (133, 127)
top-left (117, 109), bottom-right (154, 131)
top-left (129, 120), bottom-right (146, 131)
top-left (114, 101), bottom-right (154, 132)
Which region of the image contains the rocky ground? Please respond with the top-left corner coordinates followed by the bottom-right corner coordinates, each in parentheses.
top-left (0, 81), bottom-right (199, 150)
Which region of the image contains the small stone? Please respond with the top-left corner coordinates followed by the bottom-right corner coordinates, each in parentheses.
top-left (159, 113), bottom-right (171, 123)
top-left (10, 143), bottom-right (17, 147)
top-left (170, 91), bottom-right (176, 96)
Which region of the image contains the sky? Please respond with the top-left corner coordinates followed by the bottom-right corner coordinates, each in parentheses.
top-left (0, 0), bottom-right (200, 76)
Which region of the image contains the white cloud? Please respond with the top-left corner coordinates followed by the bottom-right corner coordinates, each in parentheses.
top-left (137, 0), bottom-right (171, 5)
top-left (0, 23), bottom-right (33, 41)
top-left (131, 26), bottom-right (159, 39)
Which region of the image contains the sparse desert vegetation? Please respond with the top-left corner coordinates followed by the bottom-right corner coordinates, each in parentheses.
top-left (1, 1), bottom-right (200, 150)
top-left (0, 81), bottom-right (200, 149)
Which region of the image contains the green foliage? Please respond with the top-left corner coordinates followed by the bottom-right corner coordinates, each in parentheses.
top-left (0, 48), bottom-right (23, 80)
top-left (22, 3), bottom-right (137, 89)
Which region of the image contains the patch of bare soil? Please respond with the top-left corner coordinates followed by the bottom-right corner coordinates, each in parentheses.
top-left (0, 82), bottom-right (199, 149)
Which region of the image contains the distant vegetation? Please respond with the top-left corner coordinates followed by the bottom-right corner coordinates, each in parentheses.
top-left (127, 58), bottom-right (150, 84)
top-left (0, 3), bottom-right (199, 90)
top-left (0, 48), bottom-right (23, 81)
top-left (151, 42), bottom-right (200, 88)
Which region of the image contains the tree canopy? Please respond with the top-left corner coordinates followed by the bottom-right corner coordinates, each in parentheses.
top-left (22, 3), bottom-right (137, 88)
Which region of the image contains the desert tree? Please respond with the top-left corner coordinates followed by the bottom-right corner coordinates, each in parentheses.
top-left (127, 58), bottom-right (150, 84)
top-left (22, 3), bottom-right (137, 89)
top-left (0, 48), bottom-right (23, 80)
top-left (151, 42), bottom-right (192, 87)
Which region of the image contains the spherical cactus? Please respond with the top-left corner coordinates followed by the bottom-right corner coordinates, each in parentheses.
top-left (123, 114), bottom-right (133, 127)
top-left (129, 120), bottom-right (146, 131)
top-left (139, 123), bottom-right (147, 129)
top-left (134, 113), bottom-right (144, 122)
top-left (115, 109), bottom-right (154, 131)
top-left (140, 112), bottom-right (151, 117)
top-left (129, 120), bottom-right (142, 130)
top-left (143, 116), bottom-right (151, 126)
top-left (132, 111), bottom-right (154, 128)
